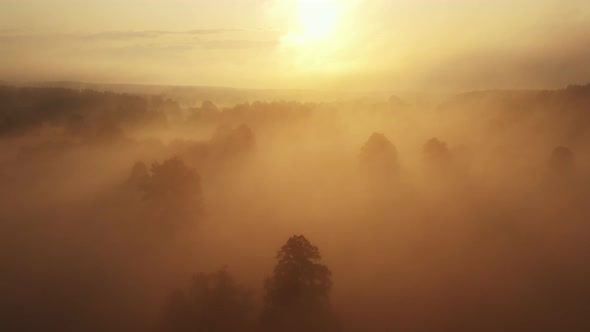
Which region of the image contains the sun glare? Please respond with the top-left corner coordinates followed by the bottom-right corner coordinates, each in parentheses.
top-left (296, 0), bottom-right (340, 43)
top-left (278, 0), bottom-right (355, 76)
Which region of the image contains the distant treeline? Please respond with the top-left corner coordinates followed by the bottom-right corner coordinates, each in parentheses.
top-left (0, 86), bottom-right (319, 140)
top-left (3, 83), bottom-right (590, 140)
top-left (0, 86), bottom-right (177, 137)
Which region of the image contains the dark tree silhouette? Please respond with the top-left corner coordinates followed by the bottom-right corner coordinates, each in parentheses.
top-left (359, 132), bottom-right (399, 179)
top-left (141, 157), bottom-right (202, 223)
top-left (162, 268), bottom-right (253, 332)
top-left (211, 124), bottom-right (256, 154)
top-left (209, 124), bottom-right (257, 168)
top-left (201, 100), bottom-right (219, 113)
top-left (423, 137), bottom-right (453, 173)
top-left (260, 235), bottom-right (339, 332)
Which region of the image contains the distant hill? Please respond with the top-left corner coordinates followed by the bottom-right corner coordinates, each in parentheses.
top-left (437, 83), bottom-right (590, 147)
top-left (10, 81), bottom-right (389, 106)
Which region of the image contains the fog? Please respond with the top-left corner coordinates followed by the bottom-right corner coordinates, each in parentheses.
top-left (1, 83), bottom-right (590, 331)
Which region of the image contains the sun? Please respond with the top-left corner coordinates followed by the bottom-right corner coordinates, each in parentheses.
top-left (278, 0), bottom-right (353, 75)
top-left (296, 0), bottom-right (341, 43)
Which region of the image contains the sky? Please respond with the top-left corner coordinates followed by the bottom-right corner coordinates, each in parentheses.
top-left (1, 0), bottom-right (590, 91)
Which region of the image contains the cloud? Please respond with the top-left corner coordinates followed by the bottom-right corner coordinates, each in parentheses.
top-left (196, 39), bottom-right (279, 49)
top-left (185, 29), bottom-right (243, 35)
top-left (84, 29), bottom-right (244, 40)
top-left (0, 28), bottom-right (244, 42)
top-left (84, 29), bottom-right (246, 40)
top-left (84, 31), bottom-right (162, 40)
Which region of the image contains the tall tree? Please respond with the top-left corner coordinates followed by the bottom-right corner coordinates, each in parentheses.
top-left (260, 235), bottom-right (339, 332)
top-left (141, 157), bottom-right (202, 225)
top-left (359, 132), bottom-right (399, 187)
top-left (422, 137), bottom-right (454, 176)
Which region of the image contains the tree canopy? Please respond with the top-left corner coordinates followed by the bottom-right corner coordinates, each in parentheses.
top-left (141, 157), bottom-right (202, 224)
top-left (359, 132), bottom-right (399, 181)
top-left (261, 235), bottom-right (338, 332)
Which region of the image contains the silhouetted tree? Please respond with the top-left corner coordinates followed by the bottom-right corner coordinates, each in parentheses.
top-left (162, 268), bottom-right (253, 332)
top-left (201, 100), bottom-right (219, 113)
top-left (423, 137), bottom-right (453, 173)
top-left (141, 157), bottom-right (202, 223)
top-left (359, 133), bottom-right (399, 180)
top-left (260, 235), bottom-right (339, 332)
top-left (210, 124), bottom-right (257, 164)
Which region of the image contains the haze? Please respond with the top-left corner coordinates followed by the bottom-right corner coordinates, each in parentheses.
top-left (2, 1), bottom-right (590, 332)
top-left (1, 0), bottom-right (590, 90)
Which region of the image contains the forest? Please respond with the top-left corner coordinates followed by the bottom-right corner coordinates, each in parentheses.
top-left (1, 83), bottom-right (590, 331)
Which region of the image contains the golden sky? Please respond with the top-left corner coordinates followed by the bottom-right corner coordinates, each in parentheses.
top-left (1, 0), bottom-right (590, 90)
